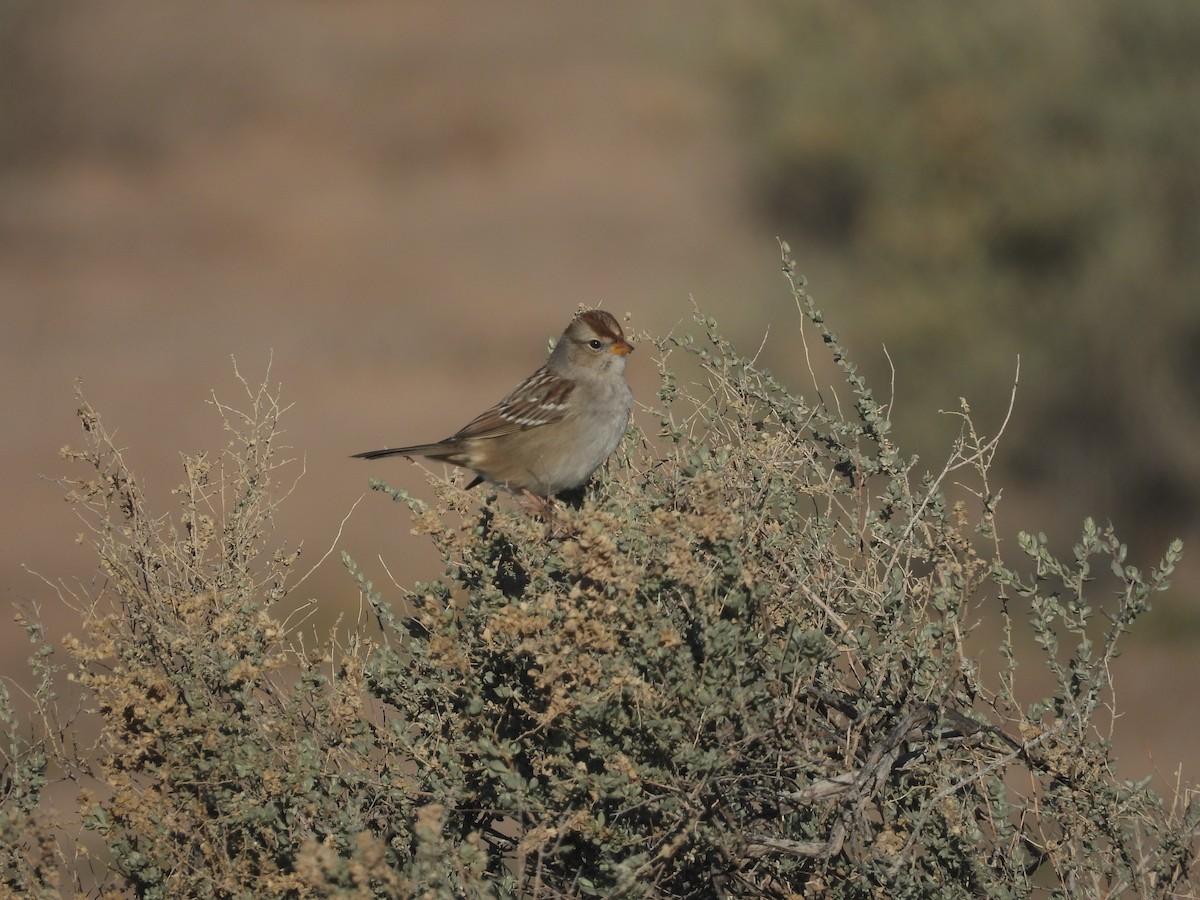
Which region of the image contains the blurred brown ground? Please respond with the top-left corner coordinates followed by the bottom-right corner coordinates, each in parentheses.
top-left (1, 1), bottom-right (1195, 802)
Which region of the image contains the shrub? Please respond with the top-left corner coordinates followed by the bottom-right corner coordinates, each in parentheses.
top-left (6, 249), bottom-right (1197, 896)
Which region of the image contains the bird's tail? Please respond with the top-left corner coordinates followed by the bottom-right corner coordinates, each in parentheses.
top-left (351, 443), bottom-right (449, 461)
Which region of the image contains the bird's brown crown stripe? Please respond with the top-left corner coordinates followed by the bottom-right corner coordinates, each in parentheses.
top-left (578, 309), bottom-right (624, 341)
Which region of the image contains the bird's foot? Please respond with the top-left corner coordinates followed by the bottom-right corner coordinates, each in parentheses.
top-left (517, 491), bottom-right (559, 531)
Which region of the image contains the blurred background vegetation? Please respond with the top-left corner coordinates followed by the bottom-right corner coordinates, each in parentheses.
top-left (1, 0), bottom-right (1197, 801)
top-left (714, 1), bottom-right (1200, 571)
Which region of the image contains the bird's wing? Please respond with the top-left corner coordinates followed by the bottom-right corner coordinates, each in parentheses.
top-left (453, 367), bottom-right (575, 441)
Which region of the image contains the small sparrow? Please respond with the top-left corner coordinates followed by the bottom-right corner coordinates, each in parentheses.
top-left (354, 309), bottom-right (634, 512)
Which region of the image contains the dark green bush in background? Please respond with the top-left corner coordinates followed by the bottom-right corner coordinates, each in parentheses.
top-left (719, 0), bottom-right (1200, 549)
top-left (4, 252), bottom-right (1196, 896)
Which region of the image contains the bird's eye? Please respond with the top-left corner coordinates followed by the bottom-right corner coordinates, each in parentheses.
top-left (588, 339), bottom-right (603, 350)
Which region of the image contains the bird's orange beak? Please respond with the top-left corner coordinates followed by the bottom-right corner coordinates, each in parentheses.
top-left (611, 340), bottom-right (633, 356)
